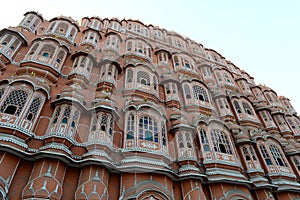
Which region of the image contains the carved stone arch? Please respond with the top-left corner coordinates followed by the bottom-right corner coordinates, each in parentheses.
top-left (126, 36), bottom-right (153, 50)
top-left (208, 120), bottom-right (232, 133)
top-left (105, 31), bottom-right (123, 42)
top-left (123, 180), bottom-right (173, 200)
top-left (138, 192), bottom-right (169, 200)
top-left (136, 104), bottom-right (166, 118)
top-left (219, 189), bottom-right (252, 200)
top-left (33, 37), bottom-right (70, 52)
top-left (8, 78), bottom-right (50, 99)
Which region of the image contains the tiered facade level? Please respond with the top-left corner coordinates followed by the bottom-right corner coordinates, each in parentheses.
top-left (0, 11), bottom-right (300, 200)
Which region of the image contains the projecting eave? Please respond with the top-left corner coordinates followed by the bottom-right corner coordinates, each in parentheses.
top-left (153, 47), bottom-right (171, 57)
top-left (169, 124), bottom-right (195, 133)
top-left (33, 37), bottom-right (70, 52)
top-left (88, 104), bottom-right (120, 121)
top-left (51, 97), bottom-right (87, 112)
top-left (24, 11), bottom-right (44, 21)
top-left (49, 16), bottom-right (80, 31)
top-left (0, 28), bottom-right (28, 46)
top-left (98, 59), bottom-right (121, 73)
top-left (104, 32), bottom-right (123, 42)
top-left (70, 50), bottom-right (97, 63)
top-left (159, 75), bottom-right (180, 85)
top-left (82, 28), bottom-right (102, 39)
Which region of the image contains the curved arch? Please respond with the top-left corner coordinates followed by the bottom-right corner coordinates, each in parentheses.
top-left (7, 78), bottom-right (51, 99)
top-left (49, 16), bottom-right (80, 31)
top-left (82, 28), bottom-right (102, 39)
top-left (198, 63), bottom-right (213, 68)
top-left (172, 51), bottom-right (196, 63)
top-left (167, 32), bottom-right (186, 42)
top-left (31, 37), bottom-right (70, 52)
top-left (125, 37), bottom-right (153, 49)
top-left (23, 11), bottom-right (44, 22)
top-left (180, 79), bottom-right (209, 90)
top-left (254, 134), bottom-right (281, 144)
top-left (123, 180), bottom-right (172, 200)
top-left (105, 31), bottom-right (123, 42)
top-left (137, 104), bottom-right (166, 118)
top-left (123, 103), bottom-right (166, 119)
top-left (99, 59), bottom-right (121, 73)
top-left (153, 48), bottom-right (171, 57)
top-left (207, 119), bottom-right (231, 131)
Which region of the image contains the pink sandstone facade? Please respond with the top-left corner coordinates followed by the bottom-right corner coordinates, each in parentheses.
top-left (0, 11), bottom-right (299, 200)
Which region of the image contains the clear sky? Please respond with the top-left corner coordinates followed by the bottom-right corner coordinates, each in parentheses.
top-left (1, 0), bottom-right (299, 112)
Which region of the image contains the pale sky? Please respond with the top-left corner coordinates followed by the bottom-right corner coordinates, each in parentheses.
top-left (1, 0), bottom-right (300, 112)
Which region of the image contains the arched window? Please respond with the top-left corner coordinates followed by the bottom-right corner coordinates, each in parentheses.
top-left (294, 158), bottom-right (300, 170)
top-left (266, 93), bottom-right (273, 103)
top-left (186, 133), bottom-right (192, 148)
top-left (0, 88), bottom-right (5, 100)
top-left (0, 90), bottom-right (28, 116)
top-left (137, 71), bottom-right (150, 86)
top-left (249, 146), bottom-right (257, 160)
top-left (242, 101), bottom-right (253, 115)
top-left (242, 146), bottom-right (251, 161)
top-left (165, 84), bottom-right (170, 94)
top-left (127, 69), bottom-right (133, 83)
top-left (28, 43), bottom-right (39, 56)
top-left (177, 131), bottom-right (194, 157)
top-left (259, 145), bottom-right (273, 166)
top-left (218, 99), bottom-right (224, 109)
top-left (100, 115), bottom-right (108, 131)
top-left (109, 118), bottom-right (113, 135)
top-left (233, 100), bottom-right (242, 114)
top-left (127, 41), bottom-right (132, 51)
top-left (153, 76), bottom-right (157, 90)
top-left (56, 50), bottom-right (66, 64)
top-left (269, 145), bottom-right (287, 167)
top-left (61, 106), bottom-right (71, 124)
top-left (138, 116), bottom-right (158, 142)
top-left (199, 129), bottom-right (210, 152)
top-left (224, 72), bottom-right (232, 83)
top-left (172, 83), bottom-right (176, 94)
top-left (48, 22), bottom-right (56, 32)
top-left (126, 114), bottom-right (135, 139)
top-left (39, 44), bottom-right (55, 58)
top-left (211, 129), bottom-right (233, 154)
top-left (173, 56), bottom-right (179, 66)
top-left (56, 22), bottom-right (68, 34)
top-left (25, 97), bottom-right (42, 122)
top-left (91, 115), bottom-right (98, 131)
top-left (52, 107), bottom-right (61, 124)
top-left (192, 85), bottom-right (209, 102)
top-left (287, 118), bottom-right (295, 129)
top-left (9, 40), bottom-right (20, 52)
top-left (183, 84), bottom-right (191, 99)
top-left (161, 122), bottom-right (166, 146)
top-left (178, 133), bottom-right (184, 149)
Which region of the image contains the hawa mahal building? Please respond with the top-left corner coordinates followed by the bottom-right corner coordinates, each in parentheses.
top-left (0, 11), bottom-right (300, 200)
